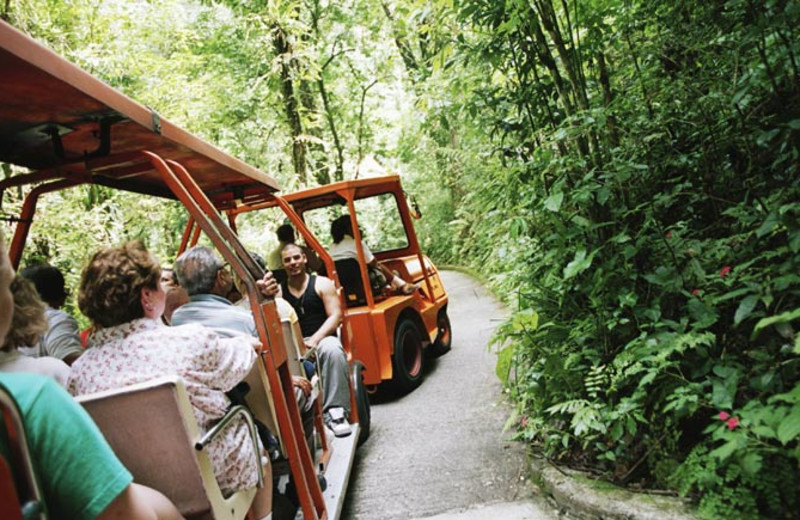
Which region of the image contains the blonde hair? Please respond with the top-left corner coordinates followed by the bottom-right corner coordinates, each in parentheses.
top-left (2, 276), bottom-right (48, 351)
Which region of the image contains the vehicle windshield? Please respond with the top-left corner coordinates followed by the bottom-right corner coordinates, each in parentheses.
top-left (303, 192), bottom-right (409, 254)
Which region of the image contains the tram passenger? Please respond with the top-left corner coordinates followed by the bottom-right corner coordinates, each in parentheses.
top-left (67, 241), bottom-right (276, 520)
top-left (0, 230), bottom-right (182, 520)
top-left (280, 244), bottom-right (352, 437)
top-left (160, 267), bottom-right (190, 326)
top-left (171, 247), bottom-right (316, 453)
top-left (0, 276), bottom-right (70, 387)
top-left (329, 215), bottom-right (417, 295)
top-left (18, 263), bottom-right (83, 365)
top-left (267, 224), bottom-right (323, 273)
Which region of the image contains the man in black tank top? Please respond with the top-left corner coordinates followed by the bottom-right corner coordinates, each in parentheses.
top-left (280, 244), bottom-right (351, 437)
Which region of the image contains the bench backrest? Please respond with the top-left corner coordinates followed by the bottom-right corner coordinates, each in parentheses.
top-left (76, 376), bottom-right (229, 519)
top-left (334, 258), bottom-right (367, 307)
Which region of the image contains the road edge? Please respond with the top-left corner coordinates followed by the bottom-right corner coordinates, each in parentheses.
top-left (527, 453), bottom-right (701, 520)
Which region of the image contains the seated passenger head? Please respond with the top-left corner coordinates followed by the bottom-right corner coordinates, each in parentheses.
top-left (276, 224), bottom-right (295, 244)
top-left (160, 267), bottom-right (178, 290)
top-left (281, 243), bottom-right (306, 271)
top-left (19, 263), bottom-right (69, 308)
top-left (174, 245), bottom-right (231, 297)
top-left (330, 215), bottom-right (353, 244)
top-left (78, 241), bottom-right (164, 328)
top-left (2, 276), bottom-right (48, 352)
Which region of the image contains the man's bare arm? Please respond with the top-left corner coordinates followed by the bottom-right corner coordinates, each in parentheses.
top-left (306, 276), bottom-right (342, 347)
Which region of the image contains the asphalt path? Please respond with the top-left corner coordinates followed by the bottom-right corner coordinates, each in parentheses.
top-left (340, 271), bottom-right (561, 520)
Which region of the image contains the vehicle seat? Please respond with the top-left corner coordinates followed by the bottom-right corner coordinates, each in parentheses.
top-left (76, 376), bottom-right (262, 520)
top-left (334, 259), bottom-right (367, 307)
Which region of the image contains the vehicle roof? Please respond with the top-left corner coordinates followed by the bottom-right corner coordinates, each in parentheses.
top-left (232, 176), bottom-right (405, 216)
top-left (0, 21), bottom-right (280, 209)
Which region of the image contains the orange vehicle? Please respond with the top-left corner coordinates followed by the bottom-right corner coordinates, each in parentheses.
top-left (0, 20), bottom-right (361, 520)
top-left (227, 177), bottom-right (453, 394)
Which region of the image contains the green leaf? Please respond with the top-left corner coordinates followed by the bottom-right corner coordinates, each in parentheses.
top-left (777, 406), bottom-right (800, 445)
top-left (495, 344), bottom-right (515, 385)
top-left (752, 308), bottom-right (800, 339)
top-left (688, 298), bottom-right (719, 329)
top-left (544, 191), bottom-right (564, 212)
top-left (740, 452), bottom-right (762, 476)
top-left (712, 377), bottom-right (737, 409)
top-left (709, 439), bottom-right (739, 461)
top-left (734, 294), bottom-right (759, 325)
top-left (563, 249), bottom-right (595, 279)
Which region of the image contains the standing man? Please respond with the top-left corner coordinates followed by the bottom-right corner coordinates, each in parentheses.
top-left (18, 264), bottom-right (83, 365)
top-left (280, 244), bottom-right (352, 437)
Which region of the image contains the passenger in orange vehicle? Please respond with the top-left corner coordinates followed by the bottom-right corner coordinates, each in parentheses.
top-left (280, 244), bottom-right (352, 438)
top-left (329, 215), bottom-right (417, 295)
top-left (0, 276), bottom-right (70, 386)
top-left (68, 241), bottom-right (275, 520)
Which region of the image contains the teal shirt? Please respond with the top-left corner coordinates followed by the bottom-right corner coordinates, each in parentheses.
top-left (0, 373), bottom-right (132, 520)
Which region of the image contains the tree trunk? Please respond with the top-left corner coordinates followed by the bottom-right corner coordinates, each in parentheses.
top-left (273, 26), bottom-right (307, 182)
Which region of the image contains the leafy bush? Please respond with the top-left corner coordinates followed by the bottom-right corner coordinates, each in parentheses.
top-left (455, 0), bottom-right (800, 517)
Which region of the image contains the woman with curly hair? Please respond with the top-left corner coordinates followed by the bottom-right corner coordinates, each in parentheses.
top-left (0, 275), bottom-right (70, 386)
top-left (67, 241), bottom-right (277, 520)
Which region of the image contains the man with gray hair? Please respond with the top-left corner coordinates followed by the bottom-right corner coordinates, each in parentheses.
top-left (171, 245), bottom-right (278, 338)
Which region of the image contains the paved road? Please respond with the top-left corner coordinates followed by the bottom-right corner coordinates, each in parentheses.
top-left (340, 271), bottom-right (561, 520)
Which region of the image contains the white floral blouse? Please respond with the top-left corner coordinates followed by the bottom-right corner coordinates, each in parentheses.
top-left (67, 317), bottom-right (261, 494)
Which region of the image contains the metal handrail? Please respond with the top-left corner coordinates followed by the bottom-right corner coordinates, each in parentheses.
top-left (194, 405), bottom-right (264, 489)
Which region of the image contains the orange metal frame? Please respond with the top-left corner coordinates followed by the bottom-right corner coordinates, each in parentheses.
top-left (1, 153), bottom-right (331, 520)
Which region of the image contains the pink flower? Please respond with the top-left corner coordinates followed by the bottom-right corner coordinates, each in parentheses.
top-left (520, 416), bottom-right (529, 428)
top-left (720, 266), bottom-right (732, 278)
top-left (726, 417), bottom-right (740, 430)
top-left (718, 411), bottom-right (730, 421)
top-left (692, 289), bottom-right (700, 296)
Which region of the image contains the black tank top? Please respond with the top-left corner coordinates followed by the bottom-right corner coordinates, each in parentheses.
top-left (282, 275), bottom-right (328, 338)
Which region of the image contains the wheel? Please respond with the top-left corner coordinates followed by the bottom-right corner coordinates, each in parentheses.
top-left (351, 361), bottom-right (371, 446)
top-left (426, 310), bottom-right (452, 358)
top-left (391, 318), bottom-right (424, 393)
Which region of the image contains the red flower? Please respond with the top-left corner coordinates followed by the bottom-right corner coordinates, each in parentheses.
top-left (718, 411), bottom-right (730, 421)
top-left (692, 289), bottom-right (700, 296)
top-left (666, 232), bottom-right (673, 239)
top-left (726, 417), bottom-right (740, 430)
top-left (720, 266), bottom-right (732, 278)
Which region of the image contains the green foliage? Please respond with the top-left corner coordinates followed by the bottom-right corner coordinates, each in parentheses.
top-left (447, 0), bottom-right (800, 516)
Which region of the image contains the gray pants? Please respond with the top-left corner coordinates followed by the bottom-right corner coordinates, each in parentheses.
top-left (317, 336), bottom-right (350, 416)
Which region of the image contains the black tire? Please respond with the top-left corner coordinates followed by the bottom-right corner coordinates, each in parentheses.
top-left (351, 361), bottom-right (371, 446)
top-left (391, 318), bottom-right (424, 393)
top-left (427, 310), bottom-right (452, 358)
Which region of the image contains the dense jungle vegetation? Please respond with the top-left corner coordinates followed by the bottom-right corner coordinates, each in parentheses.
top-left (3, 1), bottom-right (800, 517)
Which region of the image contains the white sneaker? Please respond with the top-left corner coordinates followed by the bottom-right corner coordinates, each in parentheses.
top-left (324, 407), bottom-right (352, 438)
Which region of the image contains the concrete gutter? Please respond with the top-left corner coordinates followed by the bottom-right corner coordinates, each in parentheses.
top-left (528, 454), bottom-right (701, 520)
